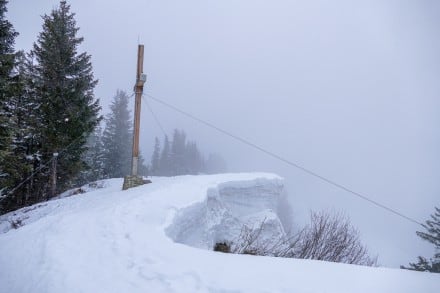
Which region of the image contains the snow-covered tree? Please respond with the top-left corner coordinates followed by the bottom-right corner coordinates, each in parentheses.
top-left (1, 52), bottom-right (43, 210)
top-left (0, 0), bottom-right (17, 115)
top-left (150, 130), bottom-right (212, 176)
top-left (403, 207), bottom-right (440, 273)
top-left (159, 135), bottom-right (171, 176)
top-left (170, 129), bottom-right (187, 175)
top-left (204, 153), bottom-right (227, 174)
top-left (101, 90), bottom-right (132, 178)
top-left (137, 152), bottom-right (149, 177)
top-left (0, 1), bottom-right (35, 213)
top-left (150, 137), bottom-right (160, 176)
top-left (0, 0), bottom-right (18, 195)
top-left (76, 124), bottom-right (105, 185)
top-left (31, 0), bottom-right (101, 195)
top-left (184, 141), bottom-right (204, 175)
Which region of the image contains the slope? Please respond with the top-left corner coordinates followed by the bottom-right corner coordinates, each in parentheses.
top-left (0, 173), bottom-right (438, 293)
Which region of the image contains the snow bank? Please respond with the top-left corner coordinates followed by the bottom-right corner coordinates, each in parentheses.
top-left (0, 179), bottom-right (112, 233)
top-left (0, 173), bottom-right (438, 293)
top-left (166, 177), bottom-right (286, 251)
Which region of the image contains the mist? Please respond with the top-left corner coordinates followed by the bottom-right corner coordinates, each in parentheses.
top-left (9, 0), bottom-right (440, 267)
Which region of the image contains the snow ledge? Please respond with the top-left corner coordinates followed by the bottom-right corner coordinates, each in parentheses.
top-left (166, 176), bottom-right (287, 251)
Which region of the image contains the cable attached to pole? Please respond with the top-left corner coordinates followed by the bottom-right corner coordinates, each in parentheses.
top-left (145, 93), bottom-right (423, 227)
top-left (142, 94), bottom-right (167, 137)
top-left (2, 129), bottom-right (89, 199)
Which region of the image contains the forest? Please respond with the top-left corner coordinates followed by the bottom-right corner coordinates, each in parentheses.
top-left (0, 1), bottom-right (225, 215)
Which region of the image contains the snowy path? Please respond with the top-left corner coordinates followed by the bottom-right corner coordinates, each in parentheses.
top-left (0, 174), bottom-right (439, 293)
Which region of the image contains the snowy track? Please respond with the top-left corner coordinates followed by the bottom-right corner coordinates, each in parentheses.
top-left (0, 174), bottom-right (439, 292)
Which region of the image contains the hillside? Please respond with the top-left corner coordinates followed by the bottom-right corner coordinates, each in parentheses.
top-left (0, 173), bottom-right (438, 292)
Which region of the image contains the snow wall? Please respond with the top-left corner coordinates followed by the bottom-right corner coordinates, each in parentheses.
top-left (166, 177), bottom-right (288, 251)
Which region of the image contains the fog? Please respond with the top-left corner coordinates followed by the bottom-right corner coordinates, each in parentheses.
top-left (9, 0), bottom-right (440, 267)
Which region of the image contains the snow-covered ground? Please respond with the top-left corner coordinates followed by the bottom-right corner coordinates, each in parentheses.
top-left (0, 173), bottom-right (438, 293)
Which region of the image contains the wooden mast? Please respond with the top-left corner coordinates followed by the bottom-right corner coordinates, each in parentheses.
top-left (131, 44), bottom-right (145, 176)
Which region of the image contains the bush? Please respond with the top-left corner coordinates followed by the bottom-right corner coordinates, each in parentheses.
top-left (292, 211), bottom-right (377, 266)
top-left (229, 219), bottom-right (293, 257)
top-left (220, 210), bottom-right (377, 266)
top-left (214, 242), bottom-right (231, 253)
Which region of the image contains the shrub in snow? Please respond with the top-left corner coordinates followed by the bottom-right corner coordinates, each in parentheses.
top-left (226, 211), bottom-right (377, 266)
top-left (167, 177), bottom-right (376, 266)
top-left (214, 242), bottom-right (231, 253)
top-left (291, 211), bottom-right (377, 266)
top-left (8, 218), bottom-right (23, 229)
top-left (228, 218), bottom-right (293, 257)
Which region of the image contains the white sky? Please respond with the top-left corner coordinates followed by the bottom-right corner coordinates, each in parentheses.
top-left (7, 0), bottom-right (440, 267)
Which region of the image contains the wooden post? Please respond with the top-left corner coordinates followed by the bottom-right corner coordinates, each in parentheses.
top-left (50, 152), bottom-right (58, 198)
top-left (131, 44), bottom-right (146, 176)
top-left (123, 44), bottom-right (151, 190)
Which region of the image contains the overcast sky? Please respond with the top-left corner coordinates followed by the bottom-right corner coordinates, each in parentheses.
top-left (8, 0), bottom-right (440, 267)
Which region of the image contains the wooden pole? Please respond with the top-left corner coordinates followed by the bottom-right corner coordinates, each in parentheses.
top-left (131, 45), bottom-right (145, 176)
top-left (50, 152), bottom-right (58, 198)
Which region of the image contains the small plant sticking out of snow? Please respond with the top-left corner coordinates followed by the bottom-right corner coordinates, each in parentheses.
top-left (57, 180), bottom-right (107, 199)
top-left (9, 219), bottom-right (23, 229)
top-left (72, 188), bottom-right (86, 195)
top-left (213, 218), bottom-right (295, 257)
top-left (220, 211), bottom-right (377, 266)
top-left (214, 242), bottom-right (231, 253)
top-left (88, 181), bottom-right (105, 189)
top-left (229, 218), bottom-right (295, 257)
top-left (292, 211), bottom-right (377, 266)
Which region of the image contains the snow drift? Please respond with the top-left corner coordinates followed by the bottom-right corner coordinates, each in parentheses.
top-left (0, 173), bottom-right (438, 293)
top-left (166, 177), bottom-right (286, 251)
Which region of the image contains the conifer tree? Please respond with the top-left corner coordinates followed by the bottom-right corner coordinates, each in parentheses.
top-left (31, 1), bottom-right (101, 196)
top-left (0, 0), bottom-right (18, 175)
top-left (137, 152), bottom-right (149, 176)
top-left (150, 137), bottom-right (161, 176)
top-left (101, 90), bottom-right (132, 178)
top-left (403, 207), bottom-right (440, 273)
top-left (0, 0), bottom-right (21, 211)
top-left (1, 52), bottom-right (43, 210)
top-left (185, 141), bottom-right (203, 175)
top-left (77, 124), bottom-right (105, 184)
top-left (205, 153), bottom-right (227, 174)
top-left (148, 129), bottom-right (219, 176)
top-left (170, 129), bottom-right (187, 175)
top-left (0, 0), bottom-right (17, 114)
top-left (159, 135), bottom-right (171, 176)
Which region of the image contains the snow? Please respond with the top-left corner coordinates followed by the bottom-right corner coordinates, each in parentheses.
top-left (0, 173), bottom-right (438, 293)
top-left (166, 176), bottom-right (286, 251)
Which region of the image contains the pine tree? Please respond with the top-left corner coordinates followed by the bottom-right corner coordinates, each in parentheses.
top-left (147, 129), bottom-right (225, 177)
top-left (185, 141), bottom-right (204, 175)
top-left (403, 207), bottom-right (440, 273)
top-left (1, 52), bottom-right (43, 210)
top-left (0, 0), bottom-right (17, 108)
top-left (31, 1), bottom-right (101, 196)
top-left (148, 130), bottom-right (222, 177)
top-left (76, 124), bottom-right (105, 185)
top-left (137, 151), bottom-right (149, 177)
top-left (0, 0), bottom-right (18, 175)
top-left (150, 137), bottom-right (161, 176)
top-left (101, 90), bottom-right (132, 178)
top-left (205, 153), bottom-right (227, 174)
top-left (159, 135), bottom-right (171, 176)
top-left (170, 129), bottom-right (187, 175)
top-left (0, 0), bottom-right (20, 210)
